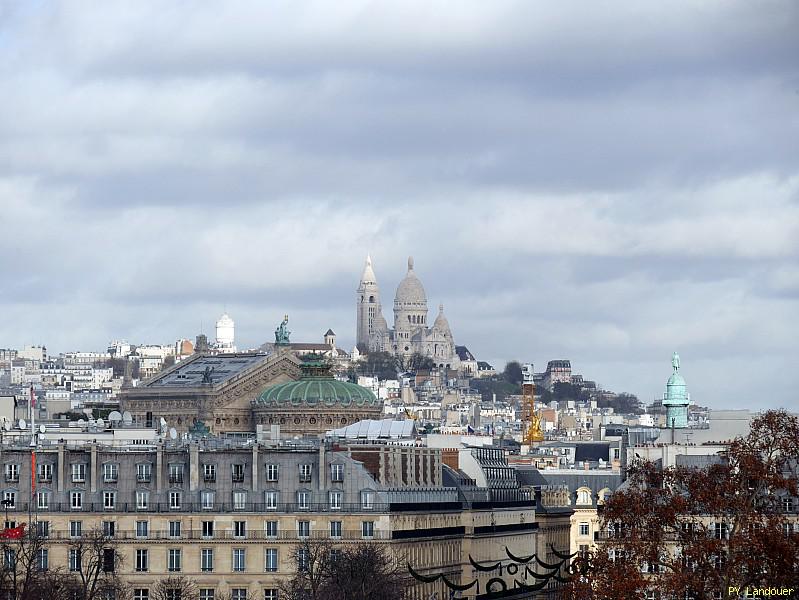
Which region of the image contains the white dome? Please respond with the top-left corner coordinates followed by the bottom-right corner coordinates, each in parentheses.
top-left (394, 256), bottom-right (427, 307)
top-left (432, 304), bottom-right (451, 333)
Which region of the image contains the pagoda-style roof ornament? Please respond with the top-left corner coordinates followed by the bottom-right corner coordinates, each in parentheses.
top-left (275, 315), bottom-right (291, 346)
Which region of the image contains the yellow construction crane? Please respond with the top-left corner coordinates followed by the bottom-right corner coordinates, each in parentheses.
top-left (522, 364), bottom-right (543, 444)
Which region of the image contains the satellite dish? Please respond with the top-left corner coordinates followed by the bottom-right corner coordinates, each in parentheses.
top-left (83, 408), bottom-right (92, 416)
top-left (96, 418), bottom-right (105, 428)
top-left (109, 411), bottom-right (122, 422)
top-left (77, 419), bottom-right (85, 426)
top-left (3, 421), bottom-right (11, 432)
top-left (39, 424), bottom-right (46, 434)
top-left (122, 411), bottom-right (133, 424)
top-left (169, 427), bottom-right (177, 440)
top-left (18, 419), bottom-right (26, 429)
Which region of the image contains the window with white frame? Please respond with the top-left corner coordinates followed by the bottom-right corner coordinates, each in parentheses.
top-left (103, 491), bottom-right (116, 509)
top-left (297, 547), bottom-right (309, 571)
top-left (136, 463), bottom-right (151, 483)
top-left (71, 491), bottom-right (83, 510)
top-left (361, 490), bottom-right (374, 509)
top-left (103, 464), bottom-right (118, 483)
top-left (329, 491), bottom-right (342, 510)
top-left (169, 491), bottom-right (181, 509)
top-left (232, 464), bottom-right (245, 483)
top-left (297, 520), bottom-right (310, 538)
top-left (136, 520), bottom-right (148, 538)
top-left (168, 464), bottom-right (184, 484)
top-left (201, 548), bottom-right (214, 572)
top-left (266, 463), bottom-right (279, 482)
top-left (169, 520), bottom-right (181, 538)
top-left (199, 589), bottom-right (214, 600)
top-left (297, 491), bottom-right (310, 510)
top-left (331, 464), bottom-right (344, 482)
top-left (70, 520), bottom-right (82, 537)
top-left (136, 491), bottom-right (149, 510)
top-left (135, 549), bottom-right (148, 572)
top-left (265, 520), bottom-right (278, 538)
top-left (233, 520), bottom-right (246, 538)
top-left (4, 464), bottom-right (19, 482)
top-left (330, 521), bottom-right (342, 538)
top-left (783, 497), bottom-right (795, 513)
top-left (3, 491), bottom-right (15, 509)
top-left (362, 521), bottom-right (374, 538)
top-left (577, 488), bottom-right (592, 505)
top-left (38, 463), bottom-right (52, 482)
top-left (103, 521), bottom-right (115, 537)
top-left (167, 548), bottom-right (181, 572)
top-left (37, 548), bottom-right (48, 571)
top-left (233, 548), bottom-right (246, 572)
top-left (35, 521), bottom-right (49, 538)
top-left (264, 590), bottom-right (278, 600)
top-left (202, 520), bottom-right (214, 538)
top-left (71, 464), bottom-right (86, 483)
top-left (201, 491), bottom-right (215, 510)
top-left (714, 522), bottom-right (728, 540)
top-left (134, 591), bottom-right (149, 600)
top-left (203, 464), bottom-right (216, 483)
top-left (265, 548), bottom-right (278, 572)
top-left (69, 548), bottom-right (80, 572)
top-left (299, 464), bottom-right (311, 483)
top-left (579, 522), bottom-right (590, 536)
top-left (233, 491), bottom-right (246, 510)
top-left (37, 491), bottom-right (50, 509)
top-left (265, 491), bottom-right (278, 510)
top-left (231, 590), bottom-right (247, 600)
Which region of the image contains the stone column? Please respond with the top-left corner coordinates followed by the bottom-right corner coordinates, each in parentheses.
top-left (156, 443), bottom-right (163, 494)
top-left (90, 445), bottom-right (97, 494)
top-left (57, 443), bottom-right (65, 493)
top-left (251, 444), bottom-right (259, 493)
top-left (318, 444), bottom-right (326, 492)
top-left (189, 443), bottom-right (199, 492)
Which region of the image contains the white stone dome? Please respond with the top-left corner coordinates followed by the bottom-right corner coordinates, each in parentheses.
top-left (432, 304), bottom-right (451, 333)
top-left (394, 256), bottom-right (427, 307)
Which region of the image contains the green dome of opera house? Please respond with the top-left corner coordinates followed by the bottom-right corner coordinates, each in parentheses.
top-left (252, 356), bottom-right (382, 436)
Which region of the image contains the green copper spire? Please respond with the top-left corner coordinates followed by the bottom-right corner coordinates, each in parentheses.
top-left (662, 351), bottom-right (689, 428)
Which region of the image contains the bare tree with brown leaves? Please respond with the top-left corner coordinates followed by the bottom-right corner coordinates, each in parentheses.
top-left (279, 538), bottom-right (410, 600)
top-left (65, 526), bottom-right (128, 600)
top-left (151, 576), bottom-right (198, 600)
top-left (562, 409), bottom-right (799, 600)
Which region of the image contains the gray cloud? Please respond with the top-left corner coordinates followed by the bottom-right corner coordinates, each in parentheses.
top-left (0, 1), bottom-right (797, 410)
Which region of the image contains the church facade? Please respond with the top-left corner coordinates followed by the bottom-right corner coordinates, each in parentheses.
top-left (356, 255), bottom-right (460, 369)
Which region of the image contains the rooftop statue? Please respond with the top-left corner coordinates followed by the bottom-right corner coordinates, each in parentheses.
top-left (275, 314), bottom-right (291, 345)
top-left (202, 365), bottom-right (215, 384)
top-left (672, 352), bottom-right (680, 371)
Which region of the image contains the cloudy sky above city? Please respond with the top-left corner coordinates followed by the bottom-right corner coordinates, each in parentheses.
top-left (1, 1), bottom-right (797, 409)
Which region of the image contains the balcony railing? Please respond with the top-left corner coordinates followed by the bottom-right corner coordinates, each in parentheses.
top-left (7, 501), bottom-right (391, 514)
top-left (37, 528), bottom-right (391, 542)
top-left (168, 476), bottom-right (184, 484)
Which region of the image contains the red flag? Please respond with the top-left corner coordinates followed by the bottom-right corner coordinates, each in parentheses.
top-left (1, 523), bottom-right (26, 539)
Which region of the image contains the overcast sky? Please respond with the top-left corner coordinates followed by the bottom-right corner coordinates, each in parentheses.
top-left (1, 1), bottom-right (797, 410)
